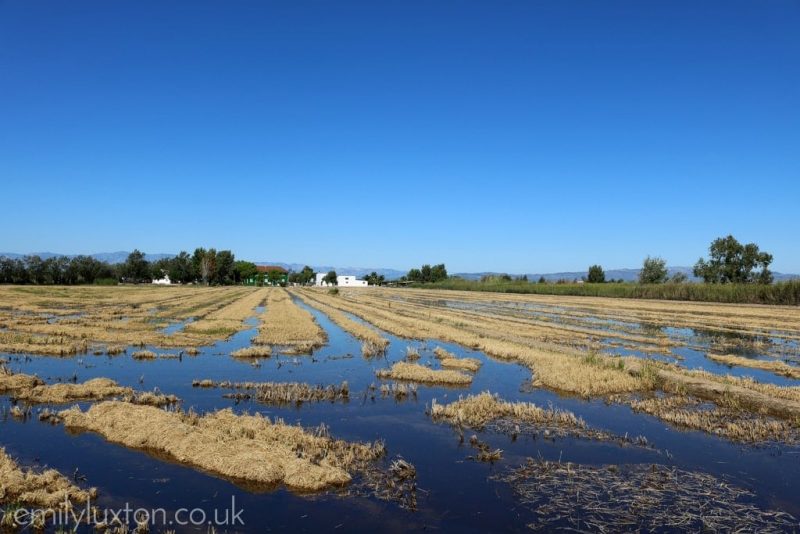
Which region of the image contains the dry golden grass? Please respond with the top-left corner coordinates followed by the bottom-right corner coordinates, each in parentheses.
top-left (252, 289), bottom-right (327, 352)
top-left (230, 346), bottom-right (272, 359)
top-left (0, 448), bottom-right (95, 513)
top-left (59, 401), bottom-right (384, 491)
top-left (377, 362), bottom-right (472, 385)
top-left (0, 365), bottom-right (44, 391)
top-left (433, 347), bottom-right (482, 372)
top-left (14, 378), bottom-right (130, 404)
top-left (292, 289), bottom-right (388, 355)
top-left (131, 350), bottom-right (157, 360)
top-left (706, 353), bottom-right (800, 379)
top-left (1, 367), bottom-right (178, 406)
top-left (430, 392), bottom-right (585, 429)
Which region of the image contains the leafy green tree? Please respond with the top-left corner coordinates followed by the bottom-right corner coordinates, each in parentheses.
top-left (365, 271), bottom-right (385, 286)
top-left (693, 235), bottom-right (773, 284)
top-left (299, 266), bottom-right (315, 285)
top-left (587, 265), bottom-right (605, 283)
top-left (538, 276), bottom-right (546, 284)
top-left (407, 268), bottom-right (422, 282)
top-left (639, 256), bottom-right (669, 284)
top-left (233, 261), bottom-right (258, 284)
top-left (323, 270), bottom-right (338, 285)
top-left (169, 252), bottom-right (195, 284)
top-left (430, 264), bottom-right (448, 282)
top-left (123, 250), bottom-right (151, 283)
top-left (214, 250), bottom-right (235, 285)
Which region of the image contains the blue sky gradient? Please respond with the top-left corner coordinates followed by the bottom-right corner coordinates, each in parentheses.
top-left (1, 1), bottom-right (798, 272)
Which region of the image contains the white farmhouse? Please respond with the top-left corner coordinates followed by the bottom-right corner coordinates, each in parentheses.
top-left (315, 273), bottom-right (368, 287)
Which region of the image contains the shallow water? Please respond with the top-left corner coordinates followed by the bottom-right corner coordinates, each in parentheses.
top-left (2, 299), bottom-right (800, 532)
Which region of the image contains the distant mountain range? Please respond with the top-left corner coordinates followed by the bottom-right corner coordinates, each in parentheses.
top-left (1, 252), bottom-right (797, 282)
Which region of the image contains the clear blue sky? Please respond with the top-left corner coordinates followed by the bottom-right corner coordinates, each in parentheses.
top-left (1, 1), bottom-right (798, 273)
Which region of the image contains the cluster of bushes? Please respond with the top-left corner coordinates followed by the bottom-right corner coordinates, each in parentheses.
top-left (403, 264), bottom-right (447, 283)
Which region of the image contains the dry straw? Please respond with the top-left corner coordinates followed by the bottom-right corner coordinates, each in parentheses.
top-left (59, 401), bottom-right (384, 491)
top-left (377, 362), bottom-right (472, 385)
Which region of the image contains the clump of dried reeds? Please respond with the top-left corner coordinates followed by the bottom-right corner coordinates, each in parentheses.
top-left (468, 435), bottom-right (503, 463)
top-left (494, 459), bottom-right (797, 531)
top-left (626, 393), bottom-right (799, 444)
top-left (131, 350), bottom-right (157, 360)
top-left (230, 346), bottom-right (272, 359)
top-left (0, 365), bottom-right (44, 392)
top-left (0, 447), bottom-right (95, 511)
top-left (9, 376), bottom-right (131, 404)
top-left (405, 346), bottom-right (421, 361)
top-left (193, 380), bottom-right (349, 406)
top-left (58, 401), bottom-right (384, 491)
top-left (351, 457), bottom-right (418, 511)
top-left (433, 346), bottom-right (482, 372)
top-left (376, 362), bottom-right (472, 385)
top-left (361, 341), bottom-right (386, 358)
top-left (430, 392), bottom-right (585, 430)
top-left (122, 390), bottom-right (181, 407)
top-left (378, 382), bottom-right (418, 401)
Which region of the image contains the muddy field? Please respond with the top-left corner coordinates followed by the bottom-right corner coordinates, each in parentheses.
top-left (1, 285), bottom-right (800, 532)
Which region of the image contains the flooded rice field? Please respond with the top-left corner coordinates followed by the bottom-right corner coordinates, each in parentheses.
top-left (2, 285), bottom-right (800, 532)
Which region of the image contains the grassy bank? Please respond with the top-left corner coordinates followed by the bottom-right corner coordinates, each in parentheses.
top-left (411, 279), bottom-right (800, 305)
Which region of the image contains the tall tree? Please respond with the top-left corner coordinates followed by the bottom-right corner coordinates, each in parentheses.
top-left (214, 250), bottom-right (235, 285)
top-left (587, 265), bottom-right (605, 283)
top-left (323, 270), bottom-right (338, 285)
top-left (123, 250), bottom-right (150, 283)
top-left (694, 235), bottom-right (773, 284)
top-left (639, 256), bottom-right (669, 284)
top-left (169, 252), bottom-right (194, 284)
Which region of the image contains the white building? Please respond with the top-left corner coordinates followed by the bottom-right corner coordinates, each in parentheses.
top-left (315, 273), bottom-right (368, 287)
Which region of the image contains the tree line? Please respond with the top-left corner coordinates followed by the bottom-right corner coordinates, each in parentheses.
top-left (2, 249), bottom-right (254, 286)
top-left (584, 235), bottom-right (775, 285)
top-left (403, 264), bottom-right (448, 283)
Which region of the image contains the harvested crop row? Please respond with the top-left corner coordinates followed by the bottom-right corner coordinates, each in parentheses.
top-left (185, 287), bottom-right (268, 337)
top-left (377, 362), bottom-right (472, 385)
top-left (292, 290), bottom-right (389, 356)
top-left (0, 448), bottom-right (95, 512)
top-left (706, 353), bottom-right (800, 379)
top-left (59, 401), bottom-right (384, 491)
top-left (300, 289), bottom-right (641, 395)
top-left (252, 289), bottom-right (327, 353)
